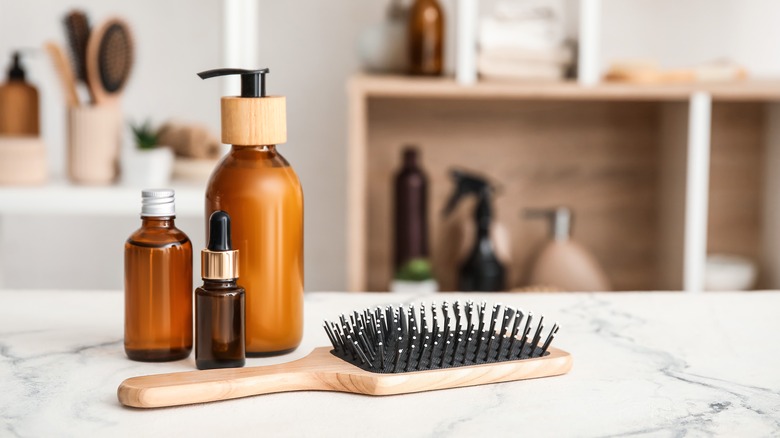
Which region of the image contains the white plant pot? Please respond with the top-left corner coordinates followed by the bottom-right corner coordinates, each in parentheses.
top-left (121, 147), bottom-right (174, 187)
top-left (390, 279), bottom-right (439, 294)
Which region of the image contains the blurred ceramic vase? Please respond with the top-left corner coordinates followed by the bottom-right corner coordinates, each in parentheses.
top-left (121, 146), bottom-right (174, 187)
top-left (358, 0), bottom-right (408, 73)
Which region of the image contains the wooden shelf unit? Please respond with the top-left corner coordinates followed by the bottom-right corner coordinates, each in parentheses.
top-left (347, 74), bottom-right (780, 292)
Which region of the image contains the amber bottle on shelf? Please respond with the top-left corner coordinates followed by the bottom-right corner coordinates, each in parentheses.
top-left (124, 189), bottom-right (193, 361)
top-left (408, 0), bottom-right (444, 76)
top-left (199, 68), bottom-right (303, 356)
top-left (196, 210), bottom-right (245, 370)
top-left (0, 51), bottom-right (39, 135)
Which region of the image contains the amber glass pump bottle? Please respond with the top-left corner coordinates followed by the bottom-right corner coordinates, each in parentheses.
top-left (198, 68), bottom-right (303, 356)
top-left (124, 189), bottom-right (193, 361)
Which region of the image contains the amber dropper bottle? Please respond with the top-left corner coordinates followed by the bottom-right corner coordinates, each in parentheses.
top-left (196, 210), bottom-right (245, 370)
top-left (124, 189), bottom-right (193, 361)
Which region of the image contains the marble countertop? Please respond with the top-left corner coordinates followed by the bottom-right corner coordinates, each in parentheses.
top-left (2, 290), bottom-right (779, 437)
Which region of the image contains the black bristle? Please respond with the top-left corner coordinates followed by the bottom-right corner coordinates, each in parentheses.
top-left (541, 323), bottom-right (559, 356)
top-left (324, 301), bottom-right (561, 374)
top-left (507, 309), bottom-right (523, 358)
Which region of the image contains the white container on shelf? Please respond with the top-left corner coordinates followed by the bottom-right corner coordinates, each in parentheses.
top-left (390, 279), bottom-right (439, 294)
top-left (120, 146), bottom-right (174, 188)
top-left (705, 254), bottom-right (757, 291)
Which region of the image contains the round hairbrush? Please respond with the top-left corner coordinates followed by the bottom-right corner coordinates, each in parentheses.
top-left (86, 18), bottom-right (134, 104)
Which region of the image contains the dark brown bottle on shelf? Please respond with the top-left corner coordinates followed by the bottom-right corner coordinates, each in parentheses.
top-left (394, 147), bottom-right (429, 271)
top-left (196, 211), bottom-right (245, 370)
top-left (408, 0), bottom-right (444, 76)
top-left (124, 189), bottom-right (193, 361)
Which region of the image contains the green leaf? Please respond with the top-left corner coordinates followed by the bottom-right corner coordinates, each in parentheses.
top-left (130, 120), bottom-right (159, 150)
top-left (395, 258), bottom-right (433, 281)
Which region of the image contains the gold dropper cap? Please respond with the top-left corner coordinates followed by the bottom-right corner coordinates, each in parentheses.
top-left (201, 249), bottom-right (238, 280)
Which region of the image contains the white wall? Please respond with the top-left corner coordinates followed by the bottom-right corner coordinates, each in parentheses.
top-left (600, 0), bottom-right (780, 76)
top-left (1, 0), bottom-right (779, 291)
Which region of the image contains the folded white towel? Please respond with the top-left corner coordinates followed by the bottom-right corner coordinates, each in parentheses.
top-left (479, 46), bottom-right (573, 65)
top-left (479, 17), bottom-right (563, 51)
top-left (478, 56), bottom-right (565, 81)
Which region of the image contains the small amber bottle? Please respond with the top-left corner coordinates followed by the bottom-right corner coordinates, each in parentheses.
top-left (124, 189), bottom-right (193, 361)
top-left (196, 211), bottom-right (245, 370)
top-left (408, 0), bottom-right (444, 76)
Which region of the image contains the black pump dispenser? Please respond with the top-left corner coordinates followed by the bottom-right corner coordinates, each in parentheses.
top-left (7, 51), bottom-right (26, 81)
top-left (443, 170), bottom-right (506, 292)
top-left (207, 210), bottom-right (233, 251)
top-left (197, 68), bottom-right (270, 97)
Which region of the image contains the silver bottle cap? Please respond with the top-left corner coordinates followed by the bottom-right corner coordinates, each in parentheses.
top-left (141, 189), bottom-right (176, 217)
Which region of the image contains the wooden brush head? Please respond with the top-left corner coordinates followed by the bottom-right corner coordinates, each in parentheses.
top-left (87, 18), bottom-right (134, 104)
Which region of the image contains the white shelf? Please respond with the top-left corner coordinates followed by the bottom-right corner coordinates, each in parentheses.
top-left (0, 181), bottom-right (206, 216)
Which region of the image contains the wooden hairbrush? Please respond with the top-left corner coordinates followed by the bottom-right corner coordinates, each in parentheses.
top-left (63, 10), bottom-right (91, 84)
top-left (86, 18), bottom-right (134, 104)
top-left (118, 301), bottom-right (572, 408)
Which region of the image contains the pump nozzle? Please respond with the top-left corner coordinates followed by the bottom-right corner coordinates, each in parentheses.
top-left (7, 50), bottom-right (28, 81)
top-left (525, 207), bottom-right (572, 241)
top-left (197, 68), bottom-right (270, 97)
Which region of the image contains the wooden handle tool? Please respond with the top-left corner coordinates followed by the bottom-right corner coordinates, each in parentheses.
top-left (44, 41), bottom-right (80, 107)
top-left (118, 346), bottom-right (572, 408)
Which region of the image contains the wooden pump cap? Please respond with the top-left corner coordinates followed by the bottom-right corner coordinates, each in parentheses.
top-left (221, 96), bottom-right (287, 146)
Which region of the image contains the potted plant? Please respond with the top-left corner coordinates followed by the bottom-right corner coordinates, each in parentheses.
top-left (390, 257), bottom-right (439, 293)
top-left (121, 120), bottom-right (174, 187)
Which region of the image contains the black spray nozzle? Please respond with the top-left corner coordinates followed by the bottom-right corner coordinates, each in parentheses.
top-left (197, 68), bottom-right (270, 97)
top-left (207, 210), bottom-right (233, 252)
top-left (442, 169), bottom-right (494, 217)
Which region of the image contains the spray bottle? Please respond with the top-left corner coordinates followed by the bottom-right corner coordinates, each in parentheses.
top-left (441, 170), bottom-right (508, 291)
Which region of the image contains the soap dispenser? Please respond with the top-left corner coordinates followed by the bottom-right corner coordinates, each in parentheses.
top-left (199, 68), bottom-right (303, 356)
top-left (525, 207), bottom-right (611, 291)
top-left (442, 170), bottom-right (509, 291)
top-left (0, 51), bottom-right (39, 135)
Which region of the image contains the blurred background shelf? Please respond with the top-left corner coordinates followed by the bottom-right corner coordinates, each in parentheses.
top-left (353, 74), bottom-right (780, 102)
top-left (348, 73), bottom-right (780, 293)
top-left (0, 181), bottom-right (204, 216)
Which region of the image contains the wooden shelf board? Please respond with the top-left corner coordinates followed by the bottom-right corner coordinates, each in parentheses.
top-left (351, 74), bottom-right (780, 102)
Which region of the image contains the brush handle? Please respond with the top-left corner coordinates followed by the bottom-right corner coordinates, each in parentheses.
top-left (118, 346), bottom-right (573, 408)
top-left (118, 353), bottom-right (332, 408)
top-left (44, 42), bottom-right (80, 107)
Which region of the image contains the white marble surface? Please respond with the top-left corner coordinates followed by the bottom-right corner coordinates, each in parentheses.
top-left (2, 290), bottom-right (780, 437)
